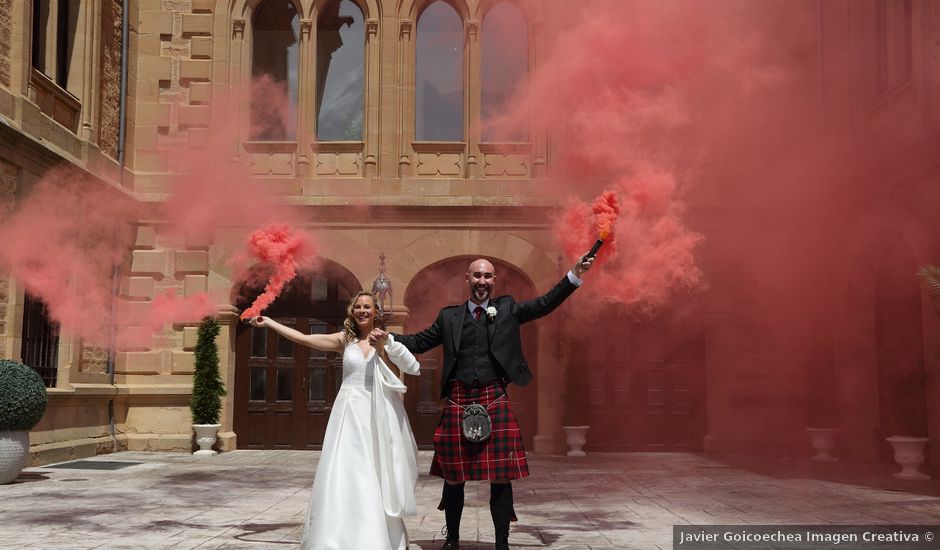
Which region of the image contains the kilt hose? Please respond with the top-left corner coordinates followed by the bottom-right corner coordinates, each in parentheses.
top-left (431, 379), bottom-right (529, 486)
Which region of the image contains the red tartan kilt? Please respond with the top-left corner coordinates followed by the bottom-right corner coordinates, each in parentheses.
top-left (430, 380), bottom-right (529, 482)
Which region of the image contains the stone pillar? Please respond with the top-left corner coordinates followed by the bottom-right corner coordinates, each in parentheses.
top-left (532, 323), bottom-right (563, 454)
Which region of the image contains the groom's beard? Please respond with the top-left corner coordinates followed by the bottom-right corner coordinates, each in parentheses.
top-left (472, 286), bottom-right (490, 302)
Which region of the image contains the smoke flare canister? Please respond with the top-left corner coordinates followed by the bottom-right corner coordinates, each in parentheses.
top-left (586, 239), bottom-right (604, 259)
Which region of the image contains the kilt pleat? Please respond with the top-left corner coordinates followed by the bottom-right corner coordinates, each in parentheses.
top-left (430, 380), bottom-right (529, 483)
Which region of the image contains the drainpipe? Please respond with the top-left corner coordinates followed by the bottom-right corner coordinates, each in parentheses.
top-left (107, 0), bottom-right (130, 450)
top-left (117, 0), bottom-right (129, 170)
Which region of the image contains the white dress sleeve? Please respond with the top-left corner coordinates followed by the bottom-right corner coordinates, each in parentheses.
top-left (370, 333), bottom-right (420, 517)
top-left (383, 333), bottom-right (420, 376)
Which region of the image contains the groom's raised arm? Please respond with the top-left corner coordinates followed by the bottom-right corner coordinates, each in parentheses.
top-left (512, 274), bottom-right (579, 324)
top-left (395, 310), bottom-right (445, 354)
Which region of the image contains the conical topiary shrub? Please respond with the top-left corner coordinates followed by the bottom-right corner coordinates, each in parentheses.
top-left (0, 359), bottom-right (48, 432)
top-left (190, 317), bottom-right (226, 425)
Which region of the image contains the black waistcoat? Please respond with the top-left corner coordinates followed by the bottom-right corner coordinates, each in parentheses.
top-left (451, 311), bottom-right (501, 385)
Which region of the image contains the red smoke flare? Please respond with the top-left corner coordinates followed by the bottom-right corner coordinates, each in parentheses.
top-left (593, 191), bottom-right (620, 241)
top-left (239, 223), bottom-right (316, 320)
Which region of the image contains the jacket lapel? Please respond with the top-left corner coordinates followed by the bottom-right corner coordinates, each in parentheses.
top-left (451, 306), bottom-right (464, 354)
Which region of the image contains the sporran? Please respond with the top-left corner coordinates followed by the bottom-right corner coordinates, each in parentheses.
top-left (461, 403), bottom-right (492, 443)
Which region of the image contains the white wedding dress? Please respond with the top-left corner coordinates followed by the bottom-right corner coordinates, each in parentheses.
top-left (300, 334), bottom-right (420, 550)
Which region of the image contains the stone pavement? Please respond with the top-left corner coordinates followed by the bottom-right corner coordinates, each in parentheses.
top-left (2, 450), bottom-right (939, 549)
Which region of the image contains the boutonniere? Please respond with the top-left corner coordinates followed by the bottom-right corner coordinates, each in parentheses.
top-left (486, 306), bottom-right (497, 321)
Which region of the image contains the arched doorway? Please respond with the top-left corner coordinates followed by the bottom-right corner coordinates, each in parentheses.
top-left (233, 259), bottom-right (361, 449)
top-left (402, 257), bottom-right (540, 449)
top-left (874, 237), bottom-right (928, 458)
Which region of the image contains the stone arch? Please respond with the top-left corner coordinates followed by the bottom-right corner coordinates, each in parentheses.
top-left (400, 0), bottom-right (471, 22)
top-left (392, 230), bottom-right (560, 292)
top-left (474, 0), bottom-right (544, 28)
top-left (231, 256), bottom-right (363, 449)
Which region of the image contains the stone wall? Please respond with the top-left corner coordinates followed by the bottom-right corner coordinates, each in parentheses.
top-left (0, 0), bottom-right (11, 89)
top-left (98, 0), bottom-right (124, 160)
top-left (0, 156), bottom-right (16, 359)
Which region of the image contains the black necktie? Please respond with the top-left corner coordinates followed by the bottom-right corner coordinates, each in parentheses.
top-left (473, 306), bottom-right (484, 321)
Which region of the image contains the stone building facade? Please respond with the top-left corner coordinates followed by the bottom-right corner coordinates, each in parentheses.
top-left (0, 0), bottom-right (937, 471)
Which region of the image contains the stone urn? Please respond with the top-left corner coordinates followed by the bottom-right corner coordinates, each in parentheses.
top-left (806, 427), bottom-right (837, 462)
top-left (193, 424), bottom-right (221, 456)
top-left (885, 436), bottom-right (930, 480)
top-left (0, 431), bottom-right (30, 484)
top-left (563, 426), bottom-right (590, 457)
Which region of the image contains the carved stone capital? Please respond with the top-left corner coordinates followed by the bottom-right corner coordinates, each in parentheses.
top-left (232, 18), bottom-right (245, 39)
top-left (400, 20), bottom-right (413, 39)
top-left (366, 18), bottom-right (379, 36)
top-left (300, 19), bottom-right (312, 40)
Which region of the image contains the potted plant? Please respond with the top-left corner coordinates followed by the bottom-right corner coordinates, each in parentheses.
top-left (884, 264), bottom-right (940, 479)
top-left (0, 360), bottom-right (48, 483)
top-left (561, 360), bottom-right (591, 457)
top-left (190, 316), bottom-right (226, 456)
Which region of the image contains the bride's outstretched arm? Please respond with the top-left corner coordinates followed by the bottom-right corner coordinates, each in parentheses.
top-left (370, 330), bottom-right (420, 375)
top-left (250, 316), bottom-right (345, 353)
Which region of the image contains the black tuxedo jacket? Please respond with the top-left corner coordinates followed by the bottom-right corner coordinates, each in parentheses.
top-left (396, 275), bottom-right (578, 397)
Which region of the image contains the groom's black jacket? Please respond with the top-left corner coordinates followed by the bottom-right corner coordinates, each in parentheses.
top-left (396, 275), bottom-right (578, 398)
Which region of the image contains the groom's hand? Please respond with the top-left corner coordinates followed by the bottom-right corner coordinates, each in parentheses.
top-left (368, 328), bottom-right (388, 348)
top-left (573, 255), bottom-right (595, 277)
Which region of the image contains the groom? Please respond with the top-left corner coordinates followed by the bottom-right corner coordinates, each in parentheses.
top-left (394, 254), bottom-right (593, 550)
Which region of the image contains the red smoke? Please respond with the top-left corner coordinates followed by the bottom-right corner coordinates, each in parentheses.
top-left (592, 191), bottom-right (619, 242)
top-left (0, 170), bottom-right (141, 345)
top-left (0, 75), bottom-right (316, 350)
top-left (239, 223), bottom-right (317, 320)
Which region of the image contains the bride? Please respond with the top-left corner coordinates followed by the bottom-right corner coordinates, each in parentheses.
top-left (250, 291), bottom-right (420, 549)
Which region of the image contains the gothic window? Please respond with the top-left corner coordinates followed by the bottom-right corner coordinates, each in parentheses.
top-left (316, 0), bottom-right (365, 141)
top-left (481, 2), bottom-right (528, 142)
top-left (415, 1), bottom-right (464, 142)
top-left (31, 0), bottom-right (77, 89)
top-left (251, 0), bottom-right (300, 140)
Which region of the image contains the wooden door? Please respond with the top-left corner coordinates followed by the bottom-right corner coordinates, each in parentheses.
top-left (234, 316), bottom-right (345, 449)
top-left (233, 264), bottom-right (360, 449)
top-left (581, 311), bottom-right (706, 451)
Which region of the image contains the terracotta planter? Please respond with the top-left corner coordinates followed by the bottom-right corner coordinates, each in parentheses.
top-left (885, 436), bottom-right (930, 480)
top-left (563, 425), bottom-right (589, 457)
top-left (193, 424), bottom-right (221, 456)
top-left (806, 427), bottom-right (837, 462)
top-left (0, 431), bottom-right (29, 484)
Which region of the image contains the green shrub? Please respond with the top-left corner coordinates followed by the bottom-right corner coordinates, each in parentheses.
top-left (190, 317), bottom-right (226, 425)
top-left (0, 359), bottom-right (49, 431)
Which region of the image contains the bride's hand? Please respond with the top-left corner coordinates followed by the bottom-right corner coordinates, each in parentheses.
top-left (368, 328), bottom-right (388, 348)
top-left (249, 315), bottom-right (269, 328)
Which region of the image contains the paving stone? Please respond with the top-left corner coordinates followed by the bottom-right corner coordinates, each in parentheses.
top-left (3, 451), bottom-right (939, 549)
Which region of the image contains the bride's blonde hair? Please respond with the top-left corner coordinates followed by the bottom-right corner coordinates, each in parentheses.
top-left (342, 291), bottom-right (385, 342)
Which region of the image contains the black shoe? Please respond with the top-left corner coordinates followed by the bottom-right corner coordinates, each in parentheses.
top-left (440, 539), bottom-right (460, 550)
